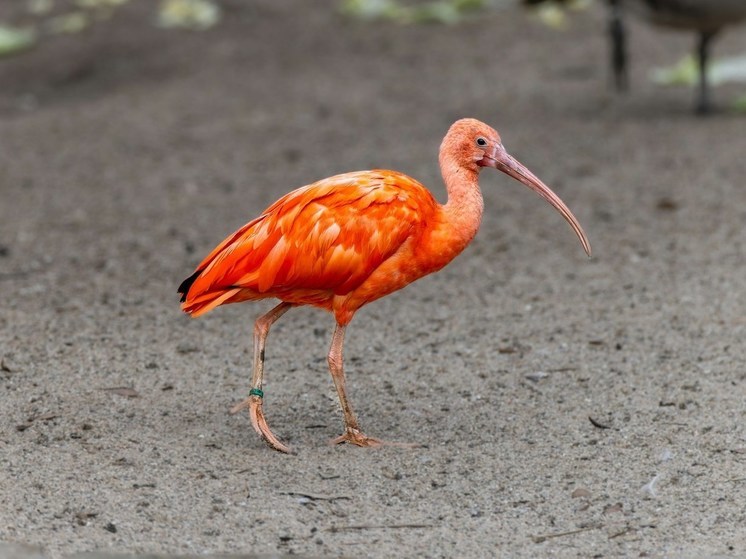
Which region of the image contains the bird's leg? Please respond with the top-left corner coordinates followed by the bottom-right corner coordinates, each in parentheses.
top-left (230, 302), bottom-right (293, 453)
top-left (607, 0), bottom-right (628, 91)
top-left (695, 31), bottom-right (716, 115)
top-left (327, 323), bottom-right (381, 448)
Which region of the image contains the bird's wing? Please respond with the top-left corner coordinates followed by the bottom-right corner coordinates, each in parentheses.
top-left (185, 170), bottom-right (438, 300)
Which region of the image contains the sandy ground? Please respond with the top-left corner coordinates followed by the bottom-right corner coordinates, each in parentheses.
top-left (1, 1), bottom-right (745, 557)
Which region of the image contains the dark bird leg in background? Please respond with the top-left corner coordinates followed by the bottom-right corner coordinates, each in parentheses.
top-left (695, 30), bottom-right (717, 115)
top-left (608, 0), bottom-right (629, 91)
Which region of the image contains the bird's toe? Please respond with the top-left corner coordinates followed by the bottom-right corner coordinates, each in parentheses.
top-left (330, 427), bottom-right (382, 448)
top-left (231, 394), bottom-right (292, 454)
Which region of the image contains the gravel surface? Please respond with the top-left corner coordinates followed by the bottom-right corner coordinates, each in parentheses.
top-left (1, 1), bottom-right (745, 558)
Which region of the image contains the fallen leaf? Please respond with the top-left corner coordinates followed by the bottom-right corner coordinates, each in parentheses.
top-left (603, 502), bottom-right (623, 514)
top-left (157, 0), bottom-right (221, 30)
top-left (28, 0), bottom-right (54, 15)
top-left (103, 386), bottom-right (140, 398)
top-left (339, 0), bottom-right (493, 25)
top-left (655, 197), bottom-right (678, 211)
top-left (0, 25), bottom-right (37, 57)
top-left (75, 0), bottom-right (130, 7)
top-left (588, 416), bottom-right (611, 430)
top-left (46, 12), bottom-right (89, 34)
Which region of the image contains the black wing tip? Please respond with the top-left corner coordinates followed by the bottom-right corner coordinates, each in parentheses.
top-left (178, 269), bottom-right (202, 302)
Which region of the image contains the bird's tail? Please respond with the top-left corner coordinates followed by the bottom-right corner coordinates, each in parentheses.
top-left (178, 269), bottom-right (201, 303)
top-left (178, 269), bottom-right (241, 318)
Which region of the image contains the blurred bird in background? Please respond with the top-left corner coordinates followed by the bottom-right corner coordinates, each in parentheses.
top-left (613, 0), bottom-right (746, 113)
top-left (523, 0), bottom-right (746, 113)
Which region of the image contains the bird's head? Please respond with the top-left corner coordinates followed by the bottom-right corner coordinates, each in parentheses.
top-left (443, 118), bottom-right (591, 257)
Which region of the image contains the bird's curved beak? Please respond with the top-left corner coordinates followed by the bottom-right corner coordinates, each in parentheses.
top-left (480, 145), bottom-right (592, 257)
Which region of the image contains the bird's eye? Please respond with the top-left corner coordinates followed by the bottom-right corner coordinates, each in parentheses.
top-left (476, 137), bottom-right (487, 147)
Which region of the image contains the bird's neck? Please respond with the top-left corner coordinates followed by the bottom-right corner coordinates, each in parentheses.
top-left (421, 156), bottom-right (484, 271)
top-left (440, 157), bottom-right (484, 249)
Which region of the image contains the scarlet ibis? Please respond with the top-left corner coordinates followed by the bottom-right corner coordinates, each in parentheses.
top-left (609, 0), bottom-right (746, 113)
top-left (178, 118), bottom-right (591, 453)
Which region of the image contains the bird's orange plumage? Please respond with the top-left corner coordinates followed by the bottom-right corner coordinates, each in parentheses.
top-left (181, 169), bottom-right (446, 324)
top-left (179, 118), bottom-right (591, 453)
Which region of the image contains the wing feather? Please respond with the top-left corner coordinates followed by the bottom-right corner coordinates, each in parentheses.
top-left (181, 170), bottom-right (438, 313)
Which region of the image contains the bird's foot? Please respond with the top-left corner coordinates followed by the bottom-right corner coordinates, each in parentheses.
top-left (230, 395), bottom-right (292, 454)
top-left (330, 427), bottom-right (382, 448)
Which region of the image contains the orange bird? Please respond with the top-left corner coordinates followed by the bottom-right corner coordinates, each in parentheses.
top-left (178, 118), bottom-right (591, 453)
